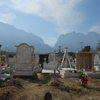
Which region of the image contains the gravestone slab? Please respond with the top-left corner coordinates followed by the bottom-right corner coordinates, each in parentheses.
top-left (12, 43), bottom-right (34, 76)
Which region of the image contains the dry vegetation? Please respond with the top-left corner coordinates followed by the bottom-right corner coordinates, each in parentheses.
top-left (0, 77), bottom-right (100, 100)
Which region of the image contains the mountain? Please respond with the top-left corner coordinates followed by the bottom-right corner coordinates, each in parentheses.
top-left (0, 22), bottom-right (53, 53)
top-left (54, 32), bottom-right (100, 52)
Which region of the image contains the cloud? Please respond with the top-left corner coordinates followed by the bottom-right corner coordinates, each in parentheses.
top-left (0, 0), bottom-right (16, 24)
top-left (88, 24), bottom-right (100, 33)
top-left (0, 13), bottom-right (16, 24)
top-left (44, 37), bottom-right (58, 47)
top-left (7, 0), bottom-right (84, 34)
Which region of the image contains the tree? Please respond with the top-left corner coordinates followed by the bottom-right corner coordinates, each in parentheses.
top-left (82, 46), bottom-right (91, 52)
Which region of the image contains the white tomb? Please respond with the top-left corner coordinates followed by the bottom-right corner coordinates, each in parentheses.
top-left (94, 51), bottom-right (100, 71)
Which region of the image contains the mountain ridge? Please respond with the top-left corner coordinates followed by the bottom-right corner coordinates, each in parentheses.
top-left (0, 22), bottom-right (100, 53)
top-left (54, 32), bottom-right (100, 52)
top-left (0, 22), bottom-right (53, 53)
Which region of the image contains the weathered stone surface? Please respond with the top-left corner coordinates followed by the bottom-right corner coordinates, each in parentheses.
top-left (43, 61), bottom-right (57, 70)
top-left (13, 64), bottom-right (34, 70)
top-left (49, 53), bottom-right (56, 62)
top-left (16, 43), bottom-right (33, 64)
top-left (13, 43), bottom-right (34, 76)
top-left (34, 54), bottom-right (39, 64)
top-left (13, 71), bottom-right (34, 76)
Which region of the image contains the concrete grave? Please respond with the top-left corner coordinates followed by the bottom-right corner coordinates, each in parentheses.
top-left (43, 53), bottom-right (57, 70)
top-left (12, 43), bottom-right (34, 76)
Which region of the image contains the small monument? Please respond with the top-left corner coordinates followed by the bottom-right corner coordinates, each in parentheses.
top-left (12, 43), bottom-right (34, 76)
top-left (43, 53), bottom-right (57, 70)
top-left (94, 51), bottom-right (100, 71)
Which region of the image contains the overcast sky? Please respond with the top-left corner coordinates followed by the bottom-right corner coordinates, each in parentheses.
top-left (0, 0), bottom-right (100, 46)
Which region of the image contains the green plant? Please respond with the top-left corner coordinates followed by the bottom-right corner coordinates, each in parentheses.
top-left (1, 70), bottom-right (10, 74)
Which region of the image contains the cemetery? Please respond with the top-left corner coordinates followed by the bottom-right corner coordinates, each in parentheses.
top-left (0, 43), bottom-right (100, 100)
top-left (0, 43), bottom-right (100, 78)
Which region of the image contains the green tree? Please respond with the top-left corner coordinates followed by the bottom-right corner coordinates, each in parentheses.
top-left (82, 46), bottom-right (91, 52)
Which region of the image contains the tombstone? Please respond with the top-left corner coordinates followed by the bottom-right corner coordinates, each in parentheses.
top-left (43, 61), bottom-right (57, 70)
top-left (43, 53), bottom-right (57, 70)
top-left (34, 54), bottom-right (39, 64)
top-left (94, 51), bottom-right (100, 71)
top-left (94, 52), bottom-right (100, 65)
top-left (12, 43), bottom-right (34, 76)
top-left (49, 53), bottom-right (56, 62)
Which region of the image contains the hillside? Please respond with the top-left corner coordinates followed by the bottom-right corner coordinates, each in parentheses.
top-left (0, 22), bottom-right (53, 53)
top-left (55, 32), bottom-right (100, 52)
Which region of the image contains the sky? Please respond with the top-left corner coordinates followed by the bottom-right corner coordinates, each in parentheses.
top-left (0, 0), bottom-right (100, 47)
